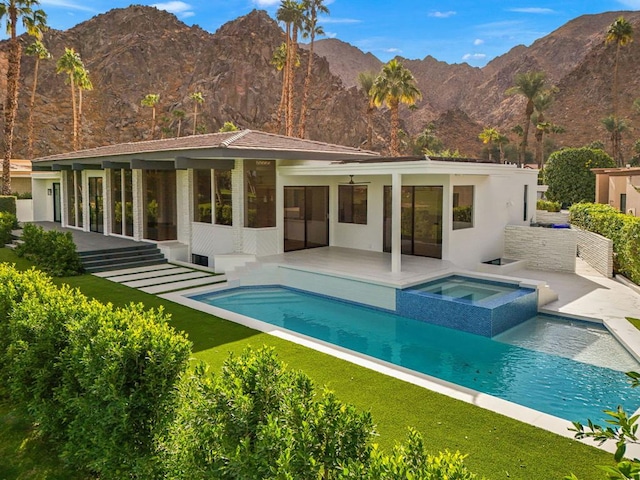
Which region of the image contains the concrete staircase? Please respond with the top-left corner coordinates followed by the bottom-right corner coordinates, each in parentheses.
top-left (79, 244), bottom-right (168, 273)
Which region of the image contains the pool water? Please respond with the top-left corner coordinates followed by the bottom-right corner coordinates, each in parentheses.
top-left (192, 286), bottom-right (640, 423)
top-left (410, 276), bottom-right (519, 303)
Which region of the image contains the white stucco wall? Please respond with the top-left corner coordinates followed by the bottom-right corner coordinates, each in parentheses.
top-left (31, 172), bottom-right (60, 222)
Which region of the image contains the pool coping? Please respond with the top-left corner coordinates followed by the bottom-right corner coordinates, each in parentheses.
top-left (161, 287), bottom-right (640, 458)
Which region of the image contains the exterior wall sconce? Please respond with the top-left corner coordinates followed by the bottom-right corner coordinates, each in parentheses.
top-left (47, 188), bottom-right (52, 196)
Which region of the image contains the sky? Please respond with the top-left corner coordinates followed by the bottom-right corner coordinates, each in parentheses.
top-left (26, 0), bottom-right (640, 67)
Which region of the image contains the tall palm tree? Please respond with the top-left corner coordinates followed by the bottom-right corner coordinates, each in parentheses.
top-left (272, 42), bottom-right (289, 133)
top-left (25, 38), bottom-right (50, 160)
top-left (56, 47), bottom-right (83, 151)
top-left (74, 66), bottom-right (92, 150)
top-left (606, 16), bottom-right (633, 164)
top-left (531, 89), bottom-right (555, 168)
top-left (602, 115), bottom-right (629, 165)
top-left (371, 59), bottom-right (422, 156)
top-left (141, 93), bottom-right (160, 139)
top-left (357, 71), bottom-right (376, 148)
top-left (478, 127), bottom-right (501, 162)
top-left (172, 109), bottom-right (185, 137)
top-left (0, 0), bottom-right (46, 194)
top-left (297, 0), bottom-right (328, 139)
top-left (277, 0), bottom-right (304, 137)
top-left (190, 91), bottom-right (204, 135)
top-left (506, 71), bottom-right (547, 167)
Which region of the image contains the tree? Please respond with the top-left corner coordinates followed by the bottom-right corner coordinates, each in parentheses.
top-left (190, 91), bottom-right (204, 135)
top-left (478, 127), bottom-right (501, 162)
top-left (56, 47), bottom-right (83, 151)
top-left (531, 89), bottom-right (558, 169)
top-left (357, 71), bottom-right (377, 148)
top-left (1, 0), bottom-right (47, 194)
top-left (414, 122), bottom-right (444, 155)
top-left (372, 59), bottom-right (422, 156)
top-left (602, 115), bottom-right (629, 165)
top-left (25, 38), bottom-right (50, 160)
top-left (271, 42), bottom-right (289, 133)
top-left (141, 93), bottom-right (160, 139)
top-left (219, 121), bottom-right (239, 132)
top-left (545, 147), bottom-right (616, 206)
top-left (277, 0), bottom-right (304, 137)
top-left (172, 109), bottom-right (185, 137)
top-left (74, 65), bottom-right (92, 150)
top-left (506, 71), bottom-right (547, 167)
top-left (605, 16), bottom-right (633, 166)
top-left (297, 0), bottom-right (328, 139)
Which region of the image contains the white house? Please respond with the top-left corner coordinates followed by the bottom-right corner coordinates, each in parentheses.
top-left (32, 130), bottom-right (538, 272)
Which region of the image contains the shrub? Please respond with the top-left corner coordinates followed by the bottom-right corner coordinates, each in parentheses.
top-left (570, 203), bottom-right (640, 283)
top-left (536, 199), bottom-right (561, 212)
top-left (0, 195), bottom-right (16, 215)
top-left (0, 211), bottom-right (17, 246)
top-left (15, 223), bottom-right (83, 276)
top-left (545, 148), bottom-right (615, 206)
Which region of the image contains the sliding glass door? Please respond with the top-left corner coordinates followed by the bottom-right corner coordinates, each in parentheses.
top-left (284, 186), bottom-right (329, 252)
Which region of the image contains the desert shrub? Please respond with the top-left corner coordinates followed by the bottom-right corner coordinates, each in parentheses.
top-left (536, 199), bottom-right (561, 212)
top-left (0, 211), bottom-right (17, 245)
top-left (0, 195), bottom-right (16, 215)
top-left (15, 223), bottom-right (82, 276)
top-left (545, 148), bottom-right (615, 206)
top-left (570, 203), bottom-right (640, 283)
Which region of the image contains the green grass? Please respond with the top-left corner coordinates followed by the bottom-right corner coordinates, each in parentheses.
top-left (628, 317), bottom-right (640, 331)
top-left (0, 249), bottom-right (617, 479)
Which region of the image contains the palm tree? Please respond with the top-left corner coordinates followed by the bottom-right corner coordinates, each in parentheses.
top-left (74, 65), bottom-right (92, 150)
top-left (506, 71), bottom-right (547, 167)
top-left (357, 71), bottom-right (376, 148)
top-left (277, 0), bottom-right (304, 137)
top-left (297, 0), bottom-right (328, 139)
top-left (272, 42), bottom-right (289, 133)
top-left (141, 93), bottom-right (160, 139)
top-left (0, 0), bottom-right (46, 194)
top-left (606, 16), bottom-right (633, 164)
top-left (25, 38), bottom-right (50, 160)
top-left (478, 127), bottom-right (501, 162)
top-left (56, 47), bottom-right (83, 151)
top-left (496, 133), bottom-right (509, 163)
top-left (219, 121), bottom-right (239, 132)
top-left (190, 91), bottom-right (204, 135)
top-left (602, 115), bottom-right (629, 165)
top-left (531, 89), bottom-right (555, 168)
top-left (371, 59), bottom-right (422, 156)
top-left (172, 109), bottom-right (185, 137)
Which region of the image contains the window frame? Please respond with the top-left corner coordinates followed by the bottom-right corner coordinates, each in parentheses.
top-left (338, 184), bottom-right (368, 225)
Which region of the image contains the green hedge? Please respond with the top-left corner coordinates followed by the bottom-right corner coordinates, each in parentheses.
top-left (0, 212), bottom-right (16, 246)
top-left (570, 203), bottom-right (640, 283)
top-left (536, 199), bottom-right (561, 212)
top-left (15, 223), bottom-right (83, 276)
top-left (0, 195), bottom-right (16, 216)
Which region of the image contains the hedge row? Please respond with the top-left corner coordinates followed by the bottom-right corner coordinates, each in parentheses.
top-left (0, 264), bottom-right (478, 479)
top-left (15, 223), bottom-right (83, 276)
top-left (570, 203), bottom-right (640, 284)
top-left (0, 212), bottom-right (16, 246)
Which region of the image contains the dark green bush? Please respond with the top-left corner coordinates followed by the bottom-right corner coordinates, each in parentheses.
top-left (545, 148), bottom-right (615, 206)
top-left (570, 203), bottom-right (640, 283)
top-left (0, 195), bottom-right (16, 215)
top-left (536, 199), bottom-right (561, 212)
top-left (16, 223), bottom-right (83, 276)
top-left (0, 212), bottom-right (17, 246)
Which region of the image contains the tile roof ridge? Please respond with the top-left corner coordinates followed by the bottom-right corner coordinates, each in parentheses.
top-left (221, 129), bottom-right (251, 147)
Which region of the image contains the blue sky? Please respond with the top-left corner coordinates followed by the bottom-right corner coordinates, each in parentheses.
top-left (32, 0), bottom-right (640, 67)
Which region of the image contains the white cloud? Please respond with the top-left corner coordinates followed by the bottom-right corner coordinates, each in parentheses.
top-left (384, 47), bottom-right (402, 53)
top-left (325, 31), bottom-right (337, 38)
top-left (508, 7), bottom-right (555, 14)
top-left (39, 0), bottom-right (95, 12)
top-left (462, 53), bottom-right (487, 60)
top-left (429, 11), bottom-right (456, 18)
top-left (617, 0), bottom-right (640, 7)
top-left (474, 38), bottom-right (484, 46)
top-left (152, 1), bottom-right (194, 18)
top-left (320, 17), bottom-right (362, 24)
top-left (252, 0), bottom-right (280, 6)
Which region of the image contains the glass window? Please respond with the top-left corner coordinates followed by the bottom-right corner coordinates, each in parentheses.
top-left (111, 169), bottom-right (123, 234)
top-left (339, 185), bottom-right (367, 224)
top-left (143, 169), bottom-right (177, 241)
top-left (245, 160), bottom-right (276, 228)
top-left (110, 169), bottom-right (134, 237)
top-left (214, 170), bottom-right (232, 226)
top-left (194, 169), bottom-right (212, 223)
top-left (76, 170), bottom-right (83, 228)
top-left (452, 185), bottom-right (473, 230)
top-left (523, 184), bottom-right (529, 222)
top-left (66, 170), bottom-right (76, 227)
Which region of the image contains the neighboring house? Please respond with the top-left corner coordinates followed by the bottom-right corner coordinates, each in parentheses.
top-left (0, 159), bottom-right (33, 195)
top-left (593, 167), bottom-right (640, 216)
top-left (31, 130), bottom-right (538, 272)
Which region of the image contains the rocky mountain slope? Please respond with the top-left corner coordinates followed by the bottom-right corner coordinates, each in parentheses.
top-left (1, 6), bottom-right (640, 159)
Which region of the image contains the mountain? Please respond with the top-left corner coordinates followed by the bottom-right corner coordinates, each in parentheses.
top-left (1, 6), bottom-right (640, 159)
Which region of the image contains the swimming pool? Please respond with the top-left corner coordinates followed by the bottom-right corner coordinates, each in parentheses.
top-left (191, 285), bottom-right (640, 424)
top-left (409, 275), bottom-right (521, 302)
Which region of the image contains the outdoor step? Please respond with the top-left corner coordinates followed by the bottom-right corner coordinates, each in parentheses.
top-left (79, 248), bottom-right (162, 262)
top-left (81, 253), bottom-right (166, 269)
top-left (93, 263), bottom-right (177, 278)
top-left (140, 275), bottom-right (227, 295)
top-left (122, 271), bottom-right (212, 289)
top-left (83, 258), bottom-right (168, 274)
top-left (78, 244), bottom-right (159, 257)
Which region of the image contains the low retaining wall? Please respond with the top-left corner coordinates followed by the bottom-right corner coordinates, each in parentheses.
top-left (573, 226), bottom-right (614, 278)
top-left (535, 210), bottom-right (570, 224)
top-left (504, 225), bottom-right (577, 273)
top-left (16, 199), bottom-right (33, 223)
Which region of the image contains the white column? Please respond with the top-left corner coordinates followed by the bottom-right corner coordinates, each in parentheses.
top-left (391, 172), bottom-right (402, 273)
top-left (104, 169), bottom-right (112, 236)
top-left (132, 169), bottom-right (144, 241)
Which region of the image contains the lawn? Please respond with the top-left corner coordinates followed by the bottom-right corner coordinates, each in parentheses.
top-left (0, 249), bottom-right (617, 479)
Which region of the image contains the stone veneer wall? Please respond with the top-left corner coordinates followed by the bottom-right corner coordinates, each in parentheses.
top-left (573, 226), bottom-right (614, 278)
top-left (535, 210), bottom-right (570, 224)
top-left (504, 225), bottom-right (577, 272)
